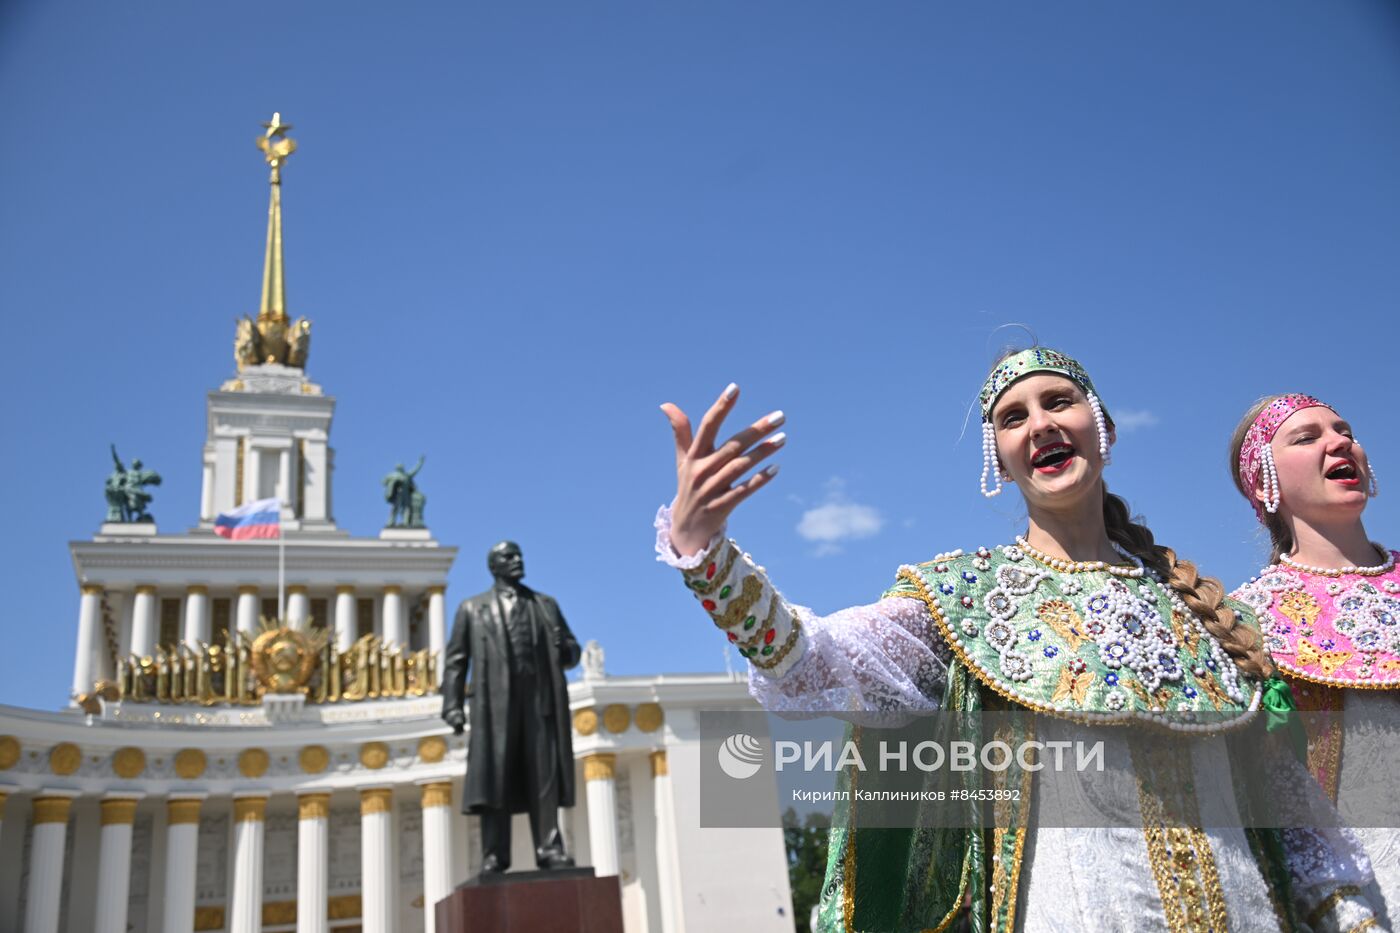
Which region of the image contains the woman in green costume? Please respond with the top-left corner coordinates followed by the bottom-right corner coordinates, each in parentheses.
top-left (655, 348), bottom-right (1380, 932)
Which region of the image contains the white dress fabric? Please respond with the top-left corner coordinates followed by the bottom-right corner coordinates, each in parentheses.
top-left (656, 505), bottom-right (1383, 932)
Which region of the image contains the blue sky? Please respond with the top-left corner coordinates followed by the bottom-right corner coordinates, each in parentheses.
top-left (2, 2), bottom-right (1398, 709)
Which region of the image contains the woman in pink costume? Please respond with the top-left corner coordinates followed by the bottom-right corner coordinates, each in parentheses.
top-left (1230, 393), bottom-right (1397, 927)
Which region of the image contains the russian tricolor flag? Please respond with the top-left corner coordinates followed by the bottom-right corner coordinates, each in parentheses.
top-left (214, 498), bottom-right (282, 540)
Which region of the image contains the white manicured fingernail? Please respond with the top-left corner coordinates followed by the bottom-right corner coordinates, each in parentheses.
top-left (763, 464), bottom-right (781, 478)
top-left (766, 410), bottom-right (785, 427)
top-left (723, 383), bottom-right (739, 400)
top-left (769, 432), bottom-right (787, 448)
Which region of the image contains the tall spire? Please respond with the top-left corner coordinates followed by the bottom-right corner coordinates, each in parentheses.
top-left (256, 113), bottom-right (295, 324)
top-left (233, 113), bottom-right (312, 375)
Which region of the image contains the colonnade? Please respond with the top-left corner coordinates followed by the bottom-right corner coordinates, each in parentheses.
top-left (71, 584), bottom-right (449, 700)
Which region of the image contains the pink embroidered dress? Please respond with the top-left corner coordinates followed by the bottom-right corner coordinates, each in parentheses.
top-left (1233, 554), bottom-right (1400, 928)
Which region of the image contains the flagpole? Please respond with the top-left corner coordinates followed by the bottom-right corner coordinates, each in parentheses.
top-left (278, 498), bottom-right (286, 622)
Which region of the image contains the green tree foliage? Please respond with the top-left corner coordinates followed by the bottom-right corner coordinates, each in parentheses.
top-left (783, 806), bottom-right (831, 933)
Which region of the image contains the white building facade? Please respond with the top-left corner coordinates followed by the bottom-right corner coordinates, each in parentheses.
top-left (0, 117), bottom-right (794, 933)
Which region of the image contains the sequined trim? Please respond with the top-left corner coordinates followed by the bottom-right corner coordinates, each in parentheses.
top-left (1132, 741), bottom-right (1230, 933)
top-left (1290, 680), bottom-right (1346, 802)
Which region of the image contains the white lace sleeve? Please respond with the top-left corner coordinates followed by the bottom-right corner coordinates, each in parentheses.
top-left (1260, 743), bottom-right (1384, 932)
top-left (655, 504), bottom-right (948, 721)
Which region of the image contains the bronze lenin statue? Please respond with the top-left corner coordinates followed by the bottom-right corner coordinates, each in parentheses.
top-left (441, 541), bottom-right (582, 873)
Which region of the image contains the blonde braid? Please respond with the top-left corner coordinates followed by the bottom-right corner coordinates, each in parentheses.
top-left (1102, 488), bottom-right (1274, 679)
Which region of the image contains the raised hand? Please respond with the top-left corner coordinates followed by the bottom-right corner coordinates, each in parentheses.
top-left (661, 383), bottom-right (786, 557)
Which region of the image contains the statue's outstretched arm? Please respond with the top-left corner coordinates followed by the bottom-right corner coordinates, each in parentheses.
top-left (409, 455), bottom-right (425, 477)
top-left (110, 444), bottom-right (124, 471)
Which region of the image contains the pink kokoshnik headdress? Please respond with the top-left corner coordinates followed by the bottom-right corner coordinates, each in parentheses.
top-left (1237, 393), bottom-right (1378, 521)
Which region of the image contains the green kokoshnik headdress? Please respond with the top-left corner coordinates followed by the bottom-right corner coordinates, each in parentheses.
top-left (977, 347), bottom-right (1113, 498)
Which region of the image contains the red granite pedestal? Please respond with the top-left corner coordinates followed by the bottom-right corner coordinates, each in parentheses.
top-left (435, 868), bottom-right (624, 933)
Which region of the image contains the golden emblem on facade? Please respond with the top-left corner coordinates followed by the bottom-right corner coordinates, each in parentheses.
top-left (250, 625), bottom-right (325, 695)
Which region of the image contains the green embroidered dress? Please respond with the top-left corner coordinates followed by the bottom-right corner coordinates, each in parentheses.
top-left (656, 507), bottom-right (1380, 933)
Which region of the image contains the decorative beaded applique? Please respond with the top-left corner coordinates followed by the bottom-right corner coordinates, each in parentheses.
top-left (1232, 554), bottom-right (1400, 688)
top-left (888, 545), bottom-right (1256, 723)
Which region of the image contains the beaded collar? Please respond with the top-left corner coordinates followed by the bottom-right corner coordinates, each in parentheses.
top-left (887, 544), bottom-right (1260, 730)
top-left (1232, 549), bottom-right (1400, 689)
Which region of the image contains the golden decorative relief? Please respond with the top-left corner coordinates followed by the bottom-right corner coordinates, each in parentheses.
top-left (583, 753), bottom-right (617, 782)
top-left (193, 906), bottom-right (224, 931)
top-left (602, 704), bottom-right (631, 734)
top-left (251, 626), bottom-right (325, 695)
top-left (420, 782), bottom-right (452, 809)
top-left (299, 745), bottom-right (329, 774)
top-left (573, 708), bottom-right (598, 736)
top-left (360, 788), bottom-right (393, 815)
top-left (263, 901), bottom-right (297, 925)
top-left (0, 735), bottom-right (19, 770)
top-left (49, 742), bottom-right (81, 776)
top-left (32, 797), bottom-right (72, 825)
top-left (360, 741), bottom-right (390, 769)
top-left (81, 583), bottom-right (105, 595)
top-left (99, 795), bottom-right (138, 823)
top-left (115, 627), bottom-right (438, 708)
top-left (417, 736), bottom-right (447, 764)
top-left (328, 894), bottom-right (362, 919)
top-left (168, 798), bottom-right (202, 825)
top-left (234, 797), bottom-right (267, 822)
top-left (634, 703), bottom-right (664, 733)
top-left (112, 746), bottom-right (146, 779)
top-left (649, 750), bottom-right (669, 778)
top-left (298, 793), bottom-right (330, 821)
top-left (238, 748), bottom-right (270, 778)
top-left (175, 748), bottom-right (207, 779)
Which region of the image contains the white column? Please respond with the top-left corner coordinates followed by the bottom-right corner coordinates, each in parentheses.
top-left (23, 795), bottom-right (73, 933)
top-left (583, 754), bottom-right (620, 877)
top-left (360, 788), bottom-right (395, 933)
top-left (297, 793), bottom-right (330, 933)
top-left (228, 796), bottom-right (267, 933)
top-left (183, 586), bottom-right (209, 648)
top-left (381, 587), bottom-right (404, 647)
top-left (162, 796), bottom-right (203, 933)
top-left (419, 782), bottom-right (453, 933)
top-left (72, 584), bottom-right (104, 699)
top-left (200, 457), bottom-right (215, 521)
top-left (651, 751), bottom-right (685, 932)
top-left (95, 795), bottom-right (142, 933)
top-left (130, 586), bottom-right (158, 657)
top-left (236, 586), bottom-right (260, 638)
top-left (277, 449), bottom-right (293, 517)
top-left (246, 447), bottom-right (262, 506)
top-left (427, 586), bottom-right (447, 666)
top-left (334, 587), bottom-right (357, 652)
top-left (287, 586), bottom-right (309, 630)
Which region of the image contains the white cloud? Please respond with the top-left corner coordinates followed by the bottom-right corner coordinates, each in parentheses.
top-left (1112, 408), bottom-right (1159, 432)
top-left (796, 478), bottom-right (884, 555)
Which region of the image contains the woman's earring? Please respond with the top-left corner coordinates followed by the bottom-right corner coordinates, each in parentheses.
top-left (1261, 445), bottom-right (1281, 513)
top-left (1088, 393), bottom-right (1111, 466)
top-left (980, 420), bottom-right (1003, 498)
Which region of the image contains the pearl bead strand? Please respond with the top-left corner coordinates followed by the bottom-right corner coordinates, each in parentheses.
top-left (1277, 544), bottom-right (1394, 578)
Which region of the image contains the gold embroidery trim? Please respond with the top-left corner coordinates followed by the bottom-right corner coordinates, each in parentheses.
top-left (683, 539), bottom-right (739, 594)
top-left (748, 616), bottom-right (803, 671)
top-left (1347, 918), bottom-right (1378, 933)
top-left (736, 596), bottom-right (781, 650)
top-left (713, 575), bottom-right (764, 630)
top-left (1132, 741), bottom-right (1228, 933)
top-left (1307, 884), bottom-right (1362, 928)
